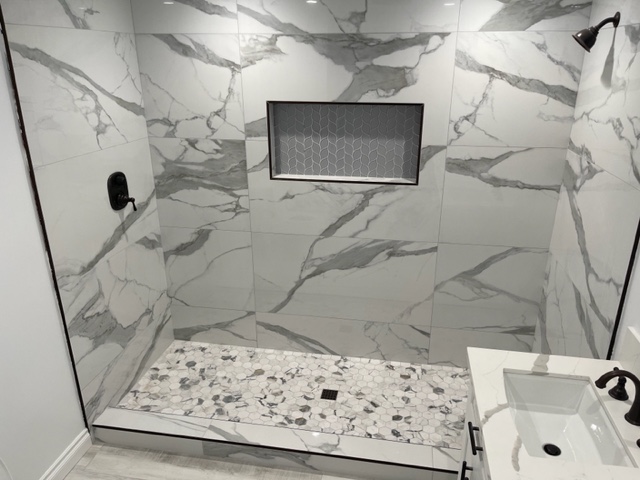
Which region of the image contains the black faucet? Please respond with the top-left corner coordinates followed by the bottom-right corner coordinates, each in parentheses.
top-left (595, 369), bottom-right (640, 426)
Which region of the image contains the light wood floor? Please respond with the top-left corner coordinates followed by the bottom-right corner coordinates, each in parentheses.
top-left (65, 444), bottom-right (350, 480)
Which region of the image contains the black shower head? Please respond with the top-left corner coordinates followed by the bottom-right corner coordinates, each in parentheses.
top-left (573, 11), bottom-right (621, 52)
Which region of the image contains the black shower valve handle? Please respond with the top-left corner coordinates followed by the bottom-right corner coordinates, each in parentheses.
top-left (118, 194), bottom-right (137, 212)
top-left (107, 172), bottom-right (137, 212)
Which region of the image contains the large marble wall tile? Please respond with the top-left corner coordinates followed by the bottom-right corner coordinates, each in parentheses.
top-left (240, 32), bottom-right (456, 143)
top-left (237, 0), bottom-right (461, 34)
top-left (131, 0), bottom-right (238, 34)
top-left (439, 147), bottom-right (565, 248)
top-left (253, 233), bottom-right (437, 326)
top-left (136, 33), bottom-right (244, 139)
top-left (162, 227), bottom-right (255, 311)
top-left (458, 0), bottom-right (591, 32)
top-left (549, 151), bottom-right (640, 334)
top-left (34, 139), bottom-right (160, 279)
top-left (81, 305), bottom-right (174, 422)
top-left (2, 0), bottom-right (135, 32)
top-left (61, 233), bottom-right (173, 393)
top-left (538, 255), bottom-right (611, 359)
top-left (256, 313), bottom-right (430, 364)
top-left (172, 306), bottom-right (257, 346)
top-left (428, 327), bottom-right (534, 368)
top-left (590, 0), bottom-right (640, 27)
top-left (432, 244), bottom-right (548, 332)
top-left (449, 32), bottom-right (583, 148)
top-left (570, 26), bottom-right (640, 189)
top-left (247, 140), bottom-right (446, 242)
top-left (7, 26), bottom-right (146, 166)
top-left (150, 138), bottom-right (250, 231)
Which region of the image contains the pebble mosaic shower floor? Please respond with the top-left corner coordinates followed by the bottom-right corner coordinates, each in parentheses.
top-left (117, 340), bottom-right (469, 449)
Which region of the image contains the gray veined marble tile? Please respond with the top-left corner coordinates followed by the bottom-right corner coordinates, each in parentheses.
top-left (96, 407), bottom-right (211, 437)
top-left (439, 146), bottom-right (565, 248)
top-left (150, 138), bottom-right (250, 231)
top-left (62, 233), bottom-right (171, 390)
top-left (256, 312), bottom-right (431, 363)
top-left (7, 25), bottom-right (147, 166)
top-left (33, 140), bottom-right (160, 279)
top-left (136, 33), bottom-right (245, 139)
top-left (240, 32), bottom-right (456, 145)
top-left (428, 328), bottom-right (534, 368)
top-left (570, 25), bottom-right (640, 190)
top-left (162, 227), bottom-right (255, 311)
top-left (537, 254), bottom-right (611, 359)
top-left (237, 0), bottom-right (461, 34)
top-left (252, 233), bottom-right (437, 326)
top-left (2, 0), bottom-right (135, 32)
top-left (71, 235), bottom-right (174, 421)
top-left (203, 417), bottom-right (451, 469)
top-left (172, 305), bottom-right (257, 346)
top-left (247, 140), bottom-right (446, 242)
top-left (458, 0), bottom-right (592, 32)
top-left (432, 244), bottom-right (548, 334)
top-left (131, 0), bottom-right (238, 34)
top-left (548, 150), bottom-right (640, 340)
top-left (449, 31), bottom-right (583, 148)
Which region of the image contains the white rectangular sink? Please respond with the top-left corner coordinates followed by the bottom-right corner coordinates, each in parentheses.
top-left (504, 370), bottom-right (636, 467)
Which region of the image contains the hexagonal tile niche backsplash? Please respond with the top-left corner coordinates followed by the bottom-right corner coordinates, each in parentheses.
top-left (268, 102), bottom-right (423, 184)
top-left (118, 341), bottom-right (469, 448)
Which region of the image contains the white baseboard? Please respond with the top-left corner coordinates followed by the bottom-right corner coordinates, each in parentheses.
top-left (39, 430), bottom-right (91, 480)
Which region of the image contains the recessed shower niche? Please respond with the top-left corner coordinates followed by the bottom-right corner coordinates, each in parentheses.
top-left (267, 101), bottom-right (424, 185)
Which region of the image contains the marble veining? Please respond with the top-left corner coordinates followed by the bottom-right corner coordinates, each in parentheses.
top-left (253, 232), bottom-right (437, 326)
top-left (131, 0), bottom-right (238, 34)
top-left (459, 0), bottom-right (592, 32)
top-left (2, 0), bottom-right (135, 32)
top-left (450, 31), bottom-right (583, 148)
top-left (151, 138), bottom-right (250, 230)
top-left (439, 147), bottom-right (565, 248)
top-left (162, 227), bottom-right (255, 311)
top-left (119, 340), bottom-right (468, 449)
top-left (8, 26), bottom-right (147, 166)
top-left (249, 141), bottom-right (446, 242)
top-left (432, 244), bottom-right (547, 334)
top-left (137, 33), bottom-right (244, 139)
top-left (240, 33), bottom-right (456, 144)
top-left (237, 0), bottom-right (461, 35)
top-left (467, 348), bottom-right (640, 479)
top-left (537, 254), bottom-right (609, 359)
top-left (570, 25), bottom-right (640, 190)
top-left (172, 306), bottom-right (257, 346)
top-left (256, 312), bottom-right (432, 365)
top-left (68, 234), bottom-right (175, 421)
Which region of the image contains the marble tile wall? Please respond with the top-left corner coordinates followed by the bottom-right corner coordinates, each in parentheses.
top-left (1, 0), bottom-right (174, 422)
top-left (127, 0), bottom-right (592, 367)
top-left (537, 2), bottom-right (640, 358)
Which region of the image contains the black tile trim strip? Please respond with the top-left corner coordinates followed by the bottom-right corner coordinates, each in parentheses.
top-left (608, 216), bottom-right (640, 359)
top-left (93, 424), bottom-right (457, 474)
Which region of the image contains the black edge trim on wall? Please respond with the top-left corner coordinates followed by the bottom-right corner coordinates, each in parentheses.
top-left (0, 6), bottom-right (89, 430)
top-left (266, 100), bottom-right (425, 187)
top-left (93, 424), bottom-right (457, 474)
top-left (607, 217), bottom-right (640, 359)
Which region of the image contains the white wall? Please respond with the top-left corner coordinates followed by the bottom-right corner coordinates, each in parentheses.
top-left (0, 47), bottom-right (86, 479)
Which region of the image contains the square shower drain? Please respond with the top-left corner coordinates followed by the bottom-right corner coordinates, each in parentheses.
top-left (321, 389), bottom-right (339, 400)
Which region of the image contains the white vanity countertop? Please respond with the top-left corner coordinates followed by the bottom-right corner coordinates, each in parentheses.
top-left (467, 348), bottom-right (640, 480)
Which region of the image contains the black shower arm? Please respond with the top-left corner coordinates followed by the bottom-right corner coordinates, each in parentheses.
top-left (594, 12), bottom-right (621, 32)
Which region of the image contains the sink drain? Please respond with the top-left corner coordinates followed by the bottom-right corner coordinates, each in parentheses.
top-left (543, 444), bottom-right (562, 456)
